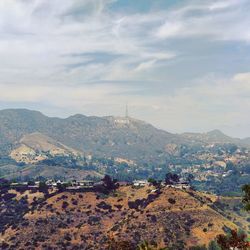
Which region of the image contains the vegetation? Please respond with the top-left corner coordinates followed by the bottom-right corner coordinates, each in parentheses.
top-left (102, 175), bottom-right (118, 191)
top-left (242, 184), bottom-right (250, 211)
top-left (216, 229), bottom-right (249, 250)
top-left (165, 173), bottom-right (180, 184)
top-left (0, 180), bottom-right (249, 249)
top-left (207, 240), bottom-right (221, 250)
top-left (38, 181), bottom-right (48, 193)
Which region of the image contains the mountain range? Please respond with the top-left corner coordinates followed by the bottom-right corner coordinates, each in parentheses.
top-left (0, 109), bottom-right (249, 163)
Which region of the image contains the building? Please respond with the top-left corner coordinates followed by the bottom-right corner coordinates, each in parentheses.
top-left (132, 180), bottom-right (149, 187)
top-left (166, 181), bottom-right (190, 190)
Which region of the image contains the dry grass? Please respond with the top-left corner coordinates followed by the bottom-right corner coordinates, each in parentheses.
top-left (1, 186), bottom-right (244, 249)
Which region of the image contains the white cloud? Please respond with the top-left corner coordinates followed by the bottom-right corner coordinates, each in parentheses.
top-left (233, 72), bottom-right (250, 83)
top-left (156, 22), bottom-right (183, 39)
top-left (134, 60), bottom-right (157, 72)
top-left (141, 73), bottom-right (250, 136)
top-left (208, 0), bottom-right (241, 10)
top-left (0, 0), bottom-right (249, 137)
top-left (155, 0), bottom-right (250, 42)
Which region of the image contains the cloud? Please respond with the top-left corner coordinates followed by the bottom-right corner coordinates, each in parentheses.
top-left (0, 0), bottom-right (249, 137)
top-left (233, 72), bottom-right (250, 83)
top-left (155, 0), bottom-right (250, 42)
top-left (208, 0), bottom-right (241, 10)
top-left (141, 73), bottom-right (250, 137)
top-left (134, 60), bottom-right (157, 72)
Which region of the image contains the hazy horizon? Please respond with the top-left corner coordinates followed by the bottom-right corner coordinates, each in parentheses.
top-left (0, 0), bottom-right (249, 138)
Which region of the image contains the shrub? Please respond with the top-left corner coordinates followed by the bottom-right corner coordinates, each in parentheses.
top-left (108, 238), bottom-right (135, 250)
top-left (208, 240), bottom-right (221, 250)
top-left (97, 201), bottom-right (112, 210)
top-left (62, 201), bottom-right (69, 209)
top-left (189, 245), bottom-right (207, 250)
top-left (216, 229), bottom-right (249, 250)
top-left (168, 198), bottom-right (176, 204)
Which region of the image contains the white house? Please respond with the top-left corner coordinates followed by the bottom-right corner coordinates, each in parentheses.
top-left (132, 180), bottom-right (149, 187)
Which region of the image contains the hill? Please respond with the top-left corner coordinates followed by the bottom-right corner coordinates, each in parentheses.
top-left (0, 109), bottom-right (249, 164)
top-left (181, 130), bottom-right (242, 145)
top-left (0, 185), bottom-right (246, 250)
top-left (10, 132), bottom-right (81, 164)
top-left (0, 109), bottom-right (181, 162)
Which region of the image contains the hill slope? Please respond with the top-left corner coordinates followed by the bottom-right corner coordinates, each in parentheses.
top-left (0, 109), bottom-right (249, 164)
top-left (10, 132), bottom-right (81, 164)
top-left (0, 109), bottom-right (183, 162)
top-left (181, 130), bottom-right (241, 145)
top-left (0, 186), bottom-right (240, 249)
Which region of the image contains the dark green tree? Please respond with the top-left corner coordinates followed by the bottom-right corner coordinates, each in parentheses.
top-left (148, 178), bottom-right (158, 187)
top-left (102, 175), bottom-right (117, 191)
top-left (165, 173), bottom-right (179, 185)
top-left (242, 184), bottom-right (250, 211)
top-left (38, 181), bottom-right (48, 193)
top-left (208, 240), bottom-right (221, 250)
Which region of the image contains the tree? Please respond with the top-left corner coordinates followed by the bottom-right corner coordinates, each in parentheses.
top-left (187, 173), bottom-right (195, 183)
top-left (38, 181), bottom-right (48, 193)
top-left (208, 240), bottom-right (221, 250)
top-left (148, 178), bottom-right (158, 187)
top-left (242, 184), bottom-right (250, 211)
top-left (102, 175), bottom-right (117, 191)
top-left (0, 178), bottom-right (10, 188)
top-left (27, 180), bottom-right (35, 186)
top-left (57, 182), bottom-right (67, 192)
top-left (165, 173), bottom-right (179, 185)
top-left (216, 229), bottom-right (249, 250)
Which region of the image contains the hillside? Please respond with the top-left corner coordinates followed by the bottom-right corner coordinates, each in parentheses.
top-left (0, 109), bottom-right (249, 196)
top-left (0, 185), bottom-right (245, 250)
top-left (0, 109), bottom-right (249, 163)
top-left (181, 130), bottom-right (242, 145)
top-left (1, 164), bottom-right (102, 181)
top-left (10, 132), bottom-right (81, 164)
top-left (0, 109), bottom-right (181, 162)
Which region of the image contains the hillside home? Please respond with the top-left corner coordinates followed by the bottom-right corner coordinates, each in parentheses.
top-left (168, 182), bottom-right (190, 189)
top-left (133, 180), bottom-right (149, 187)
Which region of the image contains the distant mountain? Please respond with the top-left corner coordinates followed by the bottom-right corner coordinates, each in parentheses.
top-left (0, 109), bottom-right (249, 163)
top-left (181, 129), bottom-right (238, 144)
top-left (241, 137), bottom-right (250, 146)
top-left (0, 109), bottom-right (183, 162)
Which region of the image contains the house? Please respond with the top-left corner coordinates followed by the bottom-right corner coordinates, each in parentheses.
top-left (79, 180), bottom-right (95, 187)
top-left (46, 180), bottom-right (63, 187)
top-left (166, 181), bottom-right (190, 190)
top-left (132, 180), bottom-right (149, 187)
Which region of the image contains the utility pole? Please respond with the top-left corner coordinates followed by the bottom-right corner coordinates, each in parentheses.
top-left (125, 104), bottom-right (128, 118)
top-left (125, 104), bottom-right (130, 125)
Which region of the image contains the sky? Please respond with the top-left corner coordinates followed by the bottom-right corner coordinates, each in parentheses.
top-left (0, 0), bottom-right (249, 138)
